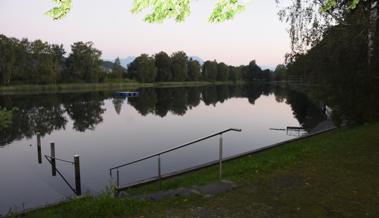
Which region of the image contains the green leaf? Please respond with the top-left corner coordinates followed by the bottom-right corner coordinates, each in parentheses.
top-left (321, 0), bottom-right (363, 12)
top-left (131, 0), bottom-right (191, 23)
top-left (45, 0), bottom-right (247, 23)
top-left (45, 0), bottom-right (72, 20)
top-left (209, 0), bottom-right (246, 23)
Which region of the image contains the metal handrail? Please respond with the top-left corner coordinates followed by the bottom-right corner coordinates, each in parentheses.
top-left (44, 154), bottom-right (74, 164)
top-left (109, 128), bottom-right (241, 174)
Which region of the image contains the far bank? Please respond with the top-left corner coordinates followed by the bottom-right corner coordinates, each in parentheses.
top-left (0, 81), bottom-right (245, 95)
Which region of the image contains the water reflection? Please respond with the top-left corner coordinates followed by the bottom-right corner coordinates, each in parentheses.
top-left (63, 93), bottom-right (106, 132)
top-left (0, 84), bottom-right (327, 147)
top-left (1, 84), bottom-right (334, 214)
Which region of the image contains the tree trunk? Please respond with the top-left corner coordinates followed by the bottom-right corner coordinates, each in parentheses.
top-left (368, 0), bottom-right (378, 65)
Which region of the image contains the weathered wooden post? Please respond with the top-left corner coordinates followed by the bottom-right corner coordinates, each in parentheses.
top-left (219, 134), bottom-right (223, 180)
top-left (158, 155), bottom-right (162, 189)
top-left (74, 155), bottom-right (81, 196)
top-left (116, 169), bottom-right (120, 188)
top-left (37, 133), bottom-right (42, 164)
top-left (50, 142), bottom-right (56, 176)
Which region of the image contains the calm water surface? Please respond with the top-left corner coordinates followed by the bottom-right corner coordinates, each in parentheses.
top-left (0, 85), bottom-right (327, 214)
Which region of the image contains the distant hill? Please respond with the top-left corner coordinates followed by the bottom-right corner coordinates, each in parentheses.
top-left (120, 56), bottom-right (135, 68)
top-left (260, 65), bottom-right (275, 71)
top-left (189, 56), bottom-right (204, 65)
top-left (101, 60), bottom-right (127, 73)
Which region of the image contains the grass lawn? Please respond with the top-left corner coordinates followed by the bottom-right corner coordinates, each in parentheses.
top-left (20, 123), bottom-right (379, 218)
top-left (0, 81), bottom-right (243, 95)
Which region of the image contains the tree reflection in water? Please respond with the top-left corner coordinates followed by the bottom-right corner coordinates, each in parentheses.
top-left (2, 84), bottom-right (360, 147)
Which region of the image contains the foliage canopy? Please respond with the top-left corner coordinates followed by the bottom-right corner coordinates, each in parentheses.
top-left (46, 0), bottom-right (248, 23)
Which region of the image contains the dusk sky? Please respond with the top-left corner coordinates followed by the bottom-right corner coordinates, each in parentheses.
top-left (0, 0), bottom-right (291, 68)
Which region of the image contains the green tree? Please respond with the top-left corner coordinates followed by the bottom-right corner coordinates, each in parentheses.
top-left (261, 69), bottom-right (273, 81)
top-left (245, 60), bottom-right (262, 82)
top-left (46, 0), bottom-right (247, 23)
top-left (51, 44), bottom-right (66, 82)
top-left (0, 35), bottom-right (66, 85)
top-left (274, 64), bottom-right (287, 81)
top-left (0, 107), bottom-right (12, 130)
top-left (170, 51), bottom-right (188, 81)
top-left (64, 41), bottom-right (102, 82)
top-left (128, 54), bottom-right (157, 82)
top-left (228, 66), bottom-right (241, 82)
top-left (29, 40), bottom-right (60, 84)
top-left (285, 5), bottom-right (378, 122)
top-left (216, 62), bottom-right (229, 81)
top-left (155, 51), bottom-right (172, 81)
top-left (280, 0), bottom-right (378, 67)
top-left (202, 60), bottom-right (218, 81)
top-left (0, 35), bottom-right (16, 85)
top-left (112, 57), bottom-right (124, 79)
top-left (187, 58), bottom-right (201, 81)
top-left (12, 38), bottom-right (31, 83)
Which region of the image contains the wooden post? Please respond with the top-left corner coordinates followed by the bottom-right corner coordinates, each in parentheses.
top-left (37, 133), bottom-right (42, 164)
top-left (74, 155), bottom-right (81, 196)
top-left (50, 142), bottom-right (56, 176)
top-left (158, 155), bottom-right (162, 189)
top-left (116, 169), bottom-right (120, 188)
top-left (219, 134), bottom-right (223, 180)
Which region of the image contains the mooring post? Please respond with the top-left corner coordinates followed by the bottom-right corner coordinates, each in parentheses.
top-left (37, 133), bottom-right (42, 164)
top-left (116, 169), bottom-right (120, 188)
top-left (74, 155), bottom-right (81, 196)
top-left (219, 134), bottom-right (223, 180)
top-left (50, 142), bottom-right (56, 176)
top-left (158, 155), bottom-right (162, 189)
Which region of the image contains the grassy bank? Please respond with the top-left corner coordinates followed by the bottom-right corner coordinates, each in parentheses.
top-left (0, 81), bottom-right (243, 95)
top-left (19, 123), bottom-right (379, 218)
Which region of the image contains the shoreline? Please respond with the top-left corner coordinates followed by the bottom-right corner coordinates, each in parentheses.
top-left (0, 81), bottom-right (245, 95)
top-left (11, 121), bottom-right (336, 216)
top-left (21, 122), bottom-right (379, 218)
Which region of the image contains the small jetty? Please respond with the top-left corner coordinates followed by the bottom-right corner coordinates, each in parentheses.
top-left (286, 126), bottom-right (304, 130)
top-left (269, 126), bottom-right (306, 137)
top-left (269, 126), bottom-right (304, 131)
top-left (114, 91), bottom-right (139, 98)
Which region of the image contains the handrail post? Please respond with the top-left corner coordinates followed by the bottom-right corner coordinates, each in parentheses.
top-left (50, 142), bottom-right (56, 176)
top-left (158, 155), bottom-right (162, 189)
top-left (116, 169), bottom-right (120, 188)
top-left (37, 133), bottom-right (42, 164)
top-left (219, 134), bottom-right (223, 180)
top-left (74, 155), bottom-right (81, 196)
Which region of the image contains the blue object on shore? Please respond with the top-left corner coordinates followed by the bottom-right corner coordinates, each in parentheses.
top-left (115, 92), bottom-right (139, 97)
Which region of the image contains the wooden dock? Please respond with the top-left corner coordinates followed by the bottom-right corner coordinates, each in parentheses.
top-left (114, 91), bottom-right (139, 97)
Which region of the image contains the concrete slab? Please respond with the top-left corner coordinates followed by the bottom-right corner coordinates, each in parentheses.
top-left (192, 180), bottom-right (238, 197)
top-left (125, 180), bottom-right (237, 201)
top-left (130, 187), bottom-right (198, 201)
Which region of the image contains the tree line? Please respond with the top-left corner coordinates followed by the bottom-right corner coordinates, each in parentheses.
top-left (127, 52), bottom-right (273, 83)
top-left (0, 35), bottom-right (107, 85)
top-left (272, 2), bottom-right (379, 123)
top-left (0, 34), bottom-right (273, 85)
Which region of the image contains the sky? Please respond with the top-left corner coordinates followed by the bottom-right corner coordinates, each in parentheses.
top-left (0, 0), bottom-right (291, 68)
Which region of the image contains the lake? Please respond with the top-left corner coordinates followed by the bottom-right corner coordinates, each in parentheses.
top-left (0, 84), bottom-right (328, 214)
